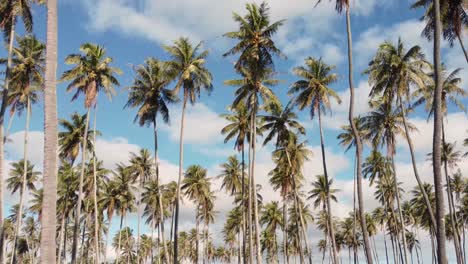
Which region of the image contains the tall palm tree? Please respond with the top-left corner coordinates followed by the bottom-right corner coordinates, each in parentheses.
top-left (365, 39), bottom-right (437, 232)
top-left (125, 57), bottom-right (177, 262)
top-left (0, 4), bottom-right (35, 258)
top-left (163, 37), bottom-right (213, 263)
top-left (224, 3), bottom-right (284, 262)
top-left (412, 0), bottom-right (468, 62)
top-left (7, 160), bottom-right (40, 262)
top-left (314, 0), bottom-right (374, 261)
top-left (60, 42), bottom-right (121, 264)
top-left (99, 179), bottom-right (120, 264)
top-left (290, 56), bottom-right (341, 264)
top-left (260, 201), bottom-right (282, 263)
top-left (182, 165), bottom-right (210, 263)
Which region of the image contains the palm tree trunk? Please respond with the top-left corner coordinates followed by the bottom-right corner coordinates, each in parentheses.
top-left (390, 156), bottom-right (409, 264)
top-left (283, 201), bottom-right (289, 264)
top-left (174, 96), bottom-right (188, 264)
top-left (441, 119), bottom-right (464, 264)
top-left (196, 207), bottom-right (200, 264)
top-left (317, 109), bottom-right (338, 264)
top-left (432, 0), bottom-right (449, 261)
top-left (352, 151), bottom-right (357, 264)
top-left (247, 122), bottom-right (254, 264)
top-left (383, 227), bottom-right (389, 264)
top-left (372, 236), bottom-right (380, 264)
top-left (249, 110), bottom-right (261, 264)
top-left (241, 145), bottom-right (247, 264)
top-left (103, 212), bottom-right (113, 264)
top-left (57, 210), bottom-right (66, 264)
top-left (292, 197), bottom-right (304, 263)
top-left (237, 226), bottom-right (241, 264)
top-left (11, 97), bottom-right (31, 264)
top-left (344, 7), bottom-right (373, 264)
top-left (137, 179), bottom-right (142, 264)
top-left (0, 20), bottom-right (16, 264)
top-left (457, 34), bottom-right (468, 64)
top-left (153, 118), bottom-right (170, 264)
top-left (71, 108), bottom-right (91, 264)
top-left (398, 97), bottom-right (438, 230)
top-left (116, 213), bottom-right (124, 264)
top-left (92, 108), bottom-right (100, 264)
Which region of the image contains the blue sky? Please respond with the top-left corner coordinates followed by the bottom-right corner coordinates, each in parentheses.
top-left (2, 0), bottom-right (468, 261)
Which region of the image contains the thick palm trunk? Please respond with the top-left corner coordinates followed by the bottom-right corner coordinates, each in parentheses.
top-left (317, 110), bottom-right (338, 264)
top-left (11, 98), bottom-right (31, 264)
top-left (174, 96), bottom-right (188, 264)
top-left (249, 111), bottom-right (261, 264)
top-left (241, 146), bottom-right (247, 264)
top-left (103, 212), bottom-right (113, 264)
top-left (153, 119), bottom-right (170, 263)
top-left (432, 0), bottom-right (448, 262)
top-left (441, 119), bottom-right (463, 264)
top-left (283, 200), bottom-right (289, 264)
top-left (345, 8), bottom-right (374, 264)
top-left (390, 156), bottom-right (409, 264)
top-left (71, 108), bottom-right (91, 264)
top-left (0, 21), bottom-right (16, 264)
top-left (92, 108), bottom-right (100, 264)
top-left (457, 35), bottom-right (468, 64)
top-left (398, 97), bottom-right (437, 230)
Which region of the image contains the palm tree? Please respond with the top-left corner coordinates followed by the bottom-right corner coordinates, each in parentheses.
top-left (99, 179), bottom-right (120, 264)
top-left (411, 0), bottom-right (468, 62)
top-left (60, 42), bottom-right (121, 264)
top-left (314, 0), bottom-right (374, 261)
top-left (163, 37), bottom-right (213, 263)
top-left (0, 4), bottom-right (36, 258)
top-left (224, 3), bottom-right (284, 262)
top-left (7, 160), bottom-right (40, 262)
top-left (290, 56), bottom-right (341, 264)
top-left (365, 39), bottom-right (437, 232)
top-left (260, 201), bottom-right (282, 263)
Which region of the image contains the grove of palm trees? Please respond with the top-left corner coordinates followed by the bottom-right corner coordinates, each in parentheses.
top-left (0, 0), bottom-right (467, 264)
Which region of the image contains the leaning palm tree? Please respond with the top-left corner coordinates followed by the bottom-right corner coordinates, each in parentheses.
top-left (314, 0), bottom-right (374, 261)
top-left (60, 42), bottom-right (121, 264)
top-left (7, 160), bottom-right (40, 263)
top-left (163, 37), bottom-right (213, 263)
top-left (290, 56), bottom-right (341, 264)
top-left (41, 0), bottom-right (58, 262)
top-left (223, 3), bottom-right (284, 262)
top-left (125, 57), bottom-right (177, 262)
top-left (411, 0), bottom-right (468, 62)
top-left (365, 39), bottom-right (437, 233)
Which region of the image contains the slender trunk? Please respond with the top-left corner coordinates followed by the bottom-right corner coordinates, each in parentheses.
top-left (241, 146), bottom-right (247, 264)
top-left (79, 215), bottom-right (87, 264)
top-left (174, 96), bottom-right (188, 264)
top-left (344, 8), bottom-right (373, 264)
top-left (372, 236), bottom-right (380, 264)
top-left (292, 197), bottom-right (304, 263)
top-left (196, 207), bottom-right (200, 264)
top-left (4, 109), bottom-right (16, 144)
top-left (317, 109), bottom-right (338, 264)
top-left (283, 201), bottom-right (289, 264)
top-left (0, 21), bottom-right (16, 264)
top-left (383, 227), bottom-right (389, 264)
top-left (71, 108), bottom-right (91, 264)
top-left (441, 118), bottom-right (463, 264)
top-left (457, 34), bottom-right (468, 64)
top-left (249, 110), bottom-right (261, 264)
top-left (154, 118), bottom-right (170, 263)
top-left (57, 210), bottom-right (66, 264)
top-left (116, 213), bottom-right (124, 264)
top-left (238, 227), bottom-right (241, 264)
top-left (416, 243), bottom-right (420, 264)
top-left (352, 151), bottom-right (357, 264)
top-left (137, 179), bottom-right (142, 264)
top-left (248, 124), bottom-right (254, 264)
top-left (432, 0), bottom-right (448, 261)
top-left (103, 212), bottom-right (113, 264)
top-left (11, 97), bottom-right (31, 264)
top-left (92, 108), bottom-right (100, 264)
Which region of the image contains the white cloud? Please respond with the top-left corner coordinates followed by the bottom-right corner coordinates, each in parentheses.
top-left (5, 131), bottom-right (44, 167)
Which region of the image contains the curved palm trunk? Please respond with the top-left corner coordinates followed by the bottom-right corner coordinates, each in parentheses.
top-left (317, 110), bottom-right (338, 264)
top-left (103, 211), bottom-right (113, 264)
top-left (174, 96), bottom-right (188, 264)
top-left (441, 119), bottom-right (463, 264)
top-left (398, 97), bottom-right (437, 230)
top-left (432, 0), bottom-right (449, 262)
top-left (345, 8), bottom-right (374, 264)
top-left (249, 110), bottom-right (261, 264)
top-left (92, 108), bottom-right (100, 264)
top-left (153, 118), bottom-right (170, 263)
top-left (457, 35), bottom-right (468, 64)
top-left (390, 155), bottom-right (409, 264)
top-left (71, 108), bottom-right (91, 264)
top-left (11, 97), bottom-right (31, 264)
top-left (0, 20), bottom-right (16, 264)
